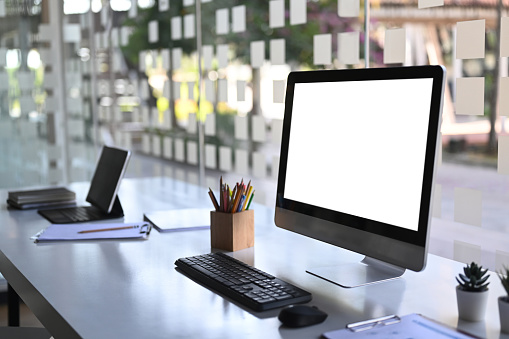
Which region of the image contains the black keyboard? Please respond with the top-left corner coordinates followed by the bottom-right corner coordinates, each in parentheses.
top-left (175, 252), bottom-right (312, 312)
top-left (38, 206), bottom-right (115, 224)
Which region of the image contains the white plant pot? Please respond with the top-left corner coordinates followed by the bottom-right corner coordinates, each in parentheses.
top-left (456, 286), bottom-right (489, 322)
top-left (500, 297), bottom-right (509, 333)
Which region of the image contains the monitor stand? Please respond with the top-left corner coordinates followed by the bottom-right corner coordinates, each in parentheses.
top-left (306, 256), bottom-right (406, 288)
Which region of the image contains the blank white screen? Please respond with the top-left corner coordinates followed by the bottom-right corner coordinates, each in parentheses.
top-left (284, 78), bottom-right (434, 231)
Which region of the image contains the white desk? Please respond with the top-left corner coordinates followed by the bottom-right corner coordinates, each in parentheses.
top-left (0, 177), bottom-right (507, 338)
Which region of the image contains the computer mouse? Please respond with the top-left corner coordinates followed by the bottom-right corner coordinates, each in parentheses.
top-left (278, 305), bottom-right (328, 328)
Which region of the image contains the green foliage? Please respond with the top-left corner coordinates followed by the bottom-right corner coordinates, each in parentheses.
top-left (498, 266), bottom-right (509, 298)
top-left (456, 262), bottom-right (490, 292)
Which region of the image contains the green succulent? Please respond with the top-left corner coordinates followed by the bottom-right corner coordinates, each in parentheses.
top-left (456, 262), bottom-right (490, 292)
top-left (498, 265), bottom-right (509, 299)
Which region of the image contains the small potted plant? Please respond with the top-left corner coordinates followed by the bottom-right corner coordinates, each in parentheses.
top-left (498, 265), bottom-right (509, 333)
top-left (456, 261), bottom-right (490, 322)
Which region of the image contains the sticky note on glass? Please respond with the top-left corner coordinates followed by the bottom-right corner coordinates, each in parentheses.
top-left (501, 17), bottom-right (509, 57)
top-left (218, 79), bottom-right (228, 102)
top-left (251, 41), bottom-right (265, 68)
top-left (161, 49), bottom-right (170, 70)
top-left (273, 80), bottom-right (285, 103)
top-left (163, 137), bottom-right (172, 159)
top-left (173, 81), bottom-right (181, 100)
top-left (205, 113), bottom-right (216, 136)
top-left (219, 146), bottom-right (232, 171)
top-left (237, 81), bottom-right (246, 101)
top-left (172, 48), bottom-right (182, 69)
top-left (187, 141), bottom-right (198, 165)
top-left (314, 34), bottom-right (332, 65)
top-left (121, 27), bottom-right (132, 46)
top-left (271, 119), bottom-right (283, 144)
top-left (252, 115), bottom-right (266, 142)
top-left (454, 240), bottom-right (482, 265)
top-left (205, 144), bottom-right (217, 169)
top-left (216, 8), bottom-right (229, 35)
top-left (187, 113), bottom-right (197, 134)
top-left (498, 135), bottom-right (509, 175)
top-left (384, 28), bottom-right (406, 64)
top-left (63, 24), bottom-right (81, 43)
top-left (0, 1), bottom-right (5, 17)
top-left (148, 20), bottom-right (158, 43)
top-left (432, 184), bottom-right (442, 218)
top-left (202, 45), bottom-right (213, 70)
top-left (152, 135), bottom-right (161, 156)
top-left (235, 115), bottom-right (248, 140)
top-left (171, 17), bottom-right (182, 40)
top-left (174, 139), bottom-right (185, 162)
top-left (418, 0), bottom-right (443, 9)
top-left (142, 134), bottom-right (151, 153)
top-left (217, 44), bottom-right (229, 68)
top-left (235, 149), bottom-right (249, 174)
top-left (253, 152), bottom-right (266, 178)
top-left (456, 20), bottom-right (485, 59)
top-left (338, 31), bottom-right (359, 65)
top-left (338, 0), bottom-right (359, 17)
top-left (290, 0), bottom-right (306, 25)
top-left (129, 0), bottom-right (137, 18)
top-left (454, 187), bottom-right (482, 227)
top-left (270, 1), bottom-right (285, 28)
top-left (205, 79), bottom-right (215, 102)
top-left (184, 14), bottom-right (195, 39)
top-left (270, 39), bottom-right (285, 65)
top-left (111, 28), bottom-right (119, 47)
top-left (499, 77), bottom-right (509, 116)
top-left (455, 77), bottom-right (484, 116)
top-left (496, 250), bottom-right (509, 272)
top-left (159, 0), bottom-right (169, 11)
top-left (232, 5), bottom-right (246, 33)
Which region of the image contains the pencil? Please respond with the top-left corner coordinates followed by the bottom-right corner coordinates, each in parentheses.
top-left (208, 189), bottom-right (219, 211)
top-left (241, 186), bottom-right (253, 211)
top-left (245, 191), bottom-right (255, 210)
top-left (78, 225), bottom-right (137, 234)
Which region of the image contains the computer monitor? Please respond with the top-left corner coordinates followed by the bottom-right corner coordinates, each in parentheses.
top-left (275, 65), bottom-right (445, 287)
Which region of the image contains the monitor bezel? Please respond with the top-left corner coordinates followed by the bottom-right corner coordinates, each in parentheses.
top-left (276, 66), bottom-right (445, 252)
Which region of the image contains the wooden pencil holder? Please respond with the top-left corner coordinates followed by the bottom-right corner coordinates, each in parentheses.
top-left (210, 210), bottom-right (254, 252)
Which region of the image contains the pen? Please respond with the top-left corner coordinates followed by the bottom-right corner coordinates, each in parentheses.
top-left (78, 225), bottom-right (138, 234)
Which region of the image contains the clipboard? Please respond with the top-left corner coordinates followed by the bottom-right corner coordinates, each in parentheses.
top-left (322, 313), bottom-right (482, 339)
top-left (32, 222), bottom-right (152, 242)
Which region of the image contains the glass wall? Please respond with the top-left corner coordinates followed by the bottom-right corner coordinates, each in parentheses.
top-left (1, 0), bottom-right (508, 271)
